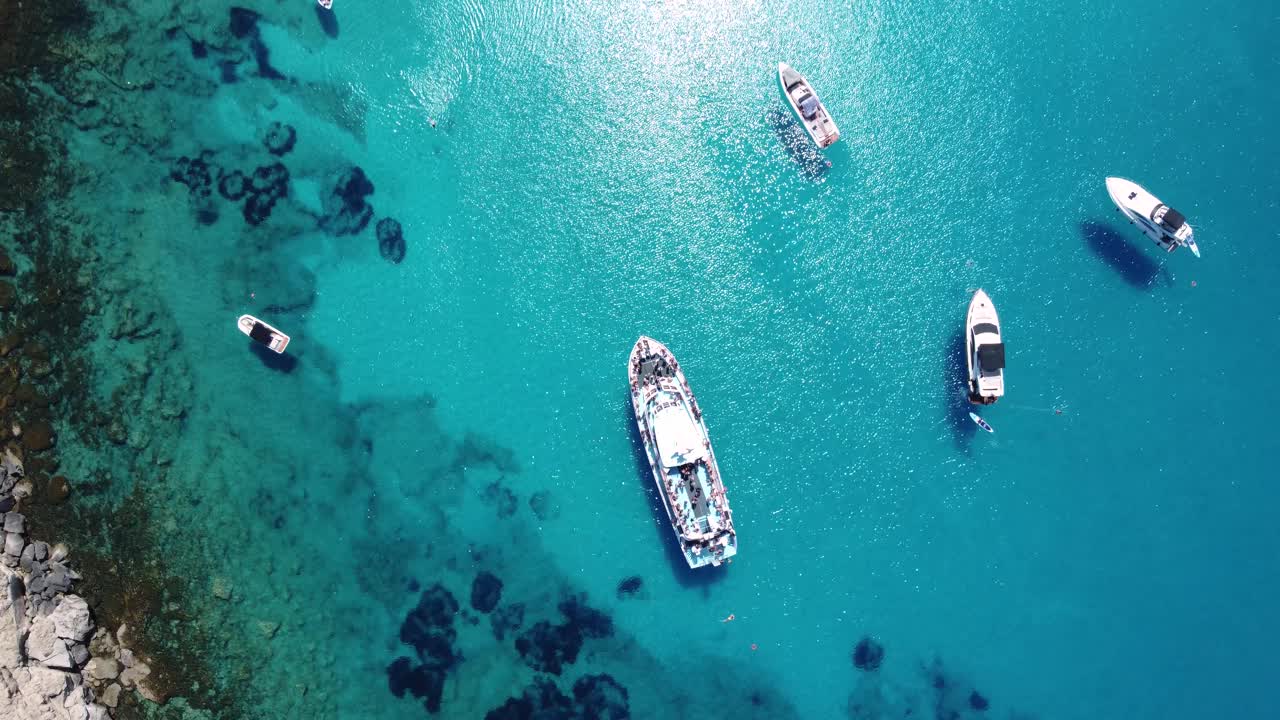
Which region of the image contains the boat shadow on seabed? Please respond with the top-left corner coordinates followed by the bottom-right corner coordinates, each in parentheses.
top-left (1079, 219), bottom-right (1173, 290)
top-left (624, 393), bottom-right (728, 593)
top-left (766, 109), bottom-right (830, 182)
top-left (943, 331), bottom-right (978, 452)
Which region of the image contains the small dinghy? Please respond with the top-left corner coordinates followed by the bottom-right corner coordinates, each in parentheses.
top-left (969, 412), bottom-right (994, 433)
top-left (238, 314), bottom-right (290, 354)
top-left (318, 0), bottom-right (333, 9)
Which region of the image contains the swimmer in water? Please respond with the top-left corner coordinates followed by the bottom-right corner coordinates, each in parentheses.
top-left (722, 613), bottom-right (735, 623)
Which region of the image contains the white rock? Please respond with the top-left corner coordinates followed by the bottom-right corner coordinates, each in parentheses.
top-left (40, 642), bottom-right (75, 671)
top-left (0, 595), bottom-right (19, 670)
top-left (25, 666), bottom-right (71, 698)
top-left (50, 543), bottom-right (68, 563)
top-left (25, 616), bottom-right (60, 663)
top-left (99, 682), bottom-right (121, 708)
top-left (85, 657), bottom-right (119, 682)
top-left (86, 704), bottom-right (111, 720)
top-left (50, 595), bottom-right (93, 642)
top-left (118, 662), bottom-right (150, 688)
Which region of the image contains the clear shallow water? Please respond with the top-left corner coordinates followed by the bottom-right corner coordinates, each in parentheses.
top-left (57, 0), bottom-right (1280, 717)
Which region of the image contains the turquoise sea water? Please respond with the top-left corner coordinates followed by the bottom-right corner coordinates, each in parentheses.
top-left (43, 0), bottom-right (1280, 717)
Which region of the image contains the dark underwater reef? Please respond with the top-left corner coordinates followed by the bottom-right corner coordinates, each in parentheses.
top-left (387, 575), bottom-right (627, 718)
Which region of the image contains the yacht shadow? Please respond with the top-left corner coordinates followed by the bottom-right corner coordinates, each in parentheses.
top-left (943, 331), bottom-right (976, 451)
top-left (315, 5), bottom-right (339, 39)
top-left (249, 341), bottom-right (298, 373)
top-left (1079, 219), bottom-right (1169, 289)
top-left (624, 394), bottom-right (728, 592)
top-left (766, 109), bottom-right (830, 182)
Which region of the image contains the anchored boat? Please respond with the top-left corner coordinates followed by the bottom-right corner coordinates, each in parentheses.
top-left (778, 62), bottom-right (840, 149)
top-left (965, 289), bottom-right (1005, 405)
top-left (1105, 177), bottom-right (1199, 257)
top-left (628, 337), bottom-right (737, 569)
top-left (238, 314), bottom-right (290, 354)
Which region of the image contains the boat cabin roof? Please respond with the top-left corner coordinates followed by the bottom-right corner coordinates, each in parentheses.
top-left (972, 322), bottom-right (999, 337)
top-left (651, 401), bottom-right (707, 468)
top-left (978, 343), bottom-right (1006, 372)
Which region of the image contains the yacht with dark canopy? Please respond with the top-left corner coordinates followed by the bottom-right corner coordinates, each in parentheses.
top-left (628, 337), bottom-right (737, 569)
top-left (778, 62), bottom-right (840, 149)
top-left (965, 289), bottom-right (1005, 405)
top-left (1105, 177), bottom-right (1200, 257)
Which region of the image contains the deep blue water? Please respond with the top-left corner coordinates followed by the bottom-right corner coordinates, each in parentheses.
top-left (56, 0), bottom-right (1280, 717)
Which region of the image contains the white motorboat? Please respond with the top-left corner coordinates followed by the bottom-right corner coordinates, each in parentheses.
top-left (318, 0), bottom-right (333, 9)
top-left (778, 63), bottom-right (840, 149)
top-left (628, 337), bottom-right (737, 569)
top-left (1105, 177), bottom-right (1199, 257)
top-left (965, 289), bottom-right (1005, 405)
top-left (238, 314), bottom-right (290, 354)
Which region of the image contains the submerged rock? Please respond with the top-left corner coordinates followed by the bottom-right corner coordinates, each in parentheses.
top-left (529, 490), bottom-right (560, 521)
top-left (218, 169), bottom-right (248, 201)
top-left (376, 217), bottom-right (406, 263)
top-left (558, 595), bottom-right (613, 639)
top-left (852, 636), bottom-right (884, 671)
top-left (251, 162), bottom-right (290, 200)
top-left (399, 584), bottom-right (460, 670)
top-left (969, 690), bottom-right (989, 711)
top-left (229, 7), bottom-right (261, 39)
top-left (169, 156), bottom-right (213, 197)
top-left (263, 121), bottom-right (297, 156)
top-left (470, 571), bottom-right (503, 614)
top-left (482, 480), bottom-right (517, 519)
top-left (573, 673), bottom-right (630, 720)
top-left (319, 166), bottom-right (375, 236)
top-left (485, 678), bottom-right (575, 720)
top-left (490, 602), bottom-right (524, 641)
top-left (514, 620), bottom-right (585, 676)
top-left (615, 576), bottom-right (643, 599)
top-left (0, 281), bottom-right (15, 311)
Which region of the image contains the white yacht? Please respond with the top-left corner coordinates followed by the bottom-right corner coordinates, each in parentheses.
top-left (238, 314), bottom-right (290, 354)
top-left (628, 337), bottom-right (737, 569)
top-left (1105, 177), bottom-right (1199, 258)
top-left (965, 290), bottom-right (1005, 405)
top-left (778, 63), bottom-right (840, 149)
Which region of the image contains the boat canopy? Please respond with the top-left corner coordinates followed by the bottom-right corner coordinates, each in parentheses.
top-left (652, 403), bottom-right (707, 468)
top-left (798, 94), bottom-right (820, 120)
top-left (1159, 206), bottom-right (1186, 231)
top-left (978, 343), bottom-right (1006, 372)
top-left (248, 322), bottom-right (276, 345)
top-left (972, 322), bottom-right (999, 337)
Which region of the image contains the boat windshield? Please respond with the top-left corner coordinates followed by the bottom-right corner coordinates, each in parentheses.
top-left (651, 402), bottom-right (707, 468)
top-left (798, 95), bottom-right (820, 120)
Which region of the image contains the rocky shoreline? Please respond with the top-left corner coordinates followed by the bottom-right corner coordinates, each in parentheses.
top-left (2, 445), bottom-right (134, 720)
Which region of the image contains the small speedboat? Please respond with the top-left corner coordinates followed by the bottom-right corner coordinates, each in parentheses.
top-left (628, 337), bottom-right (737, 569)
top-left (238, 314), bottom-right (290, 354)
top-left (1105, 177), bottom-right (1199, 257)
top-left (965, 289), bottom-right (1005, 405)
top-left (778, 63), bottom-right (840, 149)
top-left (318, 0), bottom-right (333, 9)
